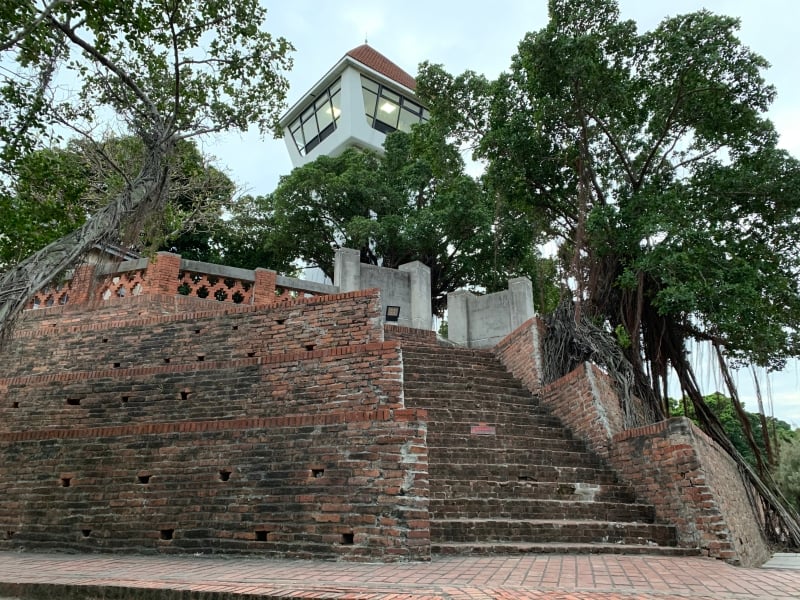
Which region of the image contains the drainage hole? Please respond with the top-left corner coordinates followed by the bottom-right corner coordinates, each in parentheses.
top-left (160, 529), bottom-right (174, 540)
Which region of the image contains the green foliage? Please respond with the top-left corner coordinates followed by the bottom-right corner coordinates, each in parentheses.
top-left (0, 136), bottom-right (235, 270)
top-left (237, 127), bottom-right (558, 315)
top-left (671, 393), bottom-right (796, 469)
top-left (776, 440), bottom-right (800, 511)
top-left (416, 0), bottom-right (800, 389)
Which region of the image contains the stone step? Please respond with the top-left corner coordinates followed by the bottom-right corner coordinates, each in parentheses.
top-left (431, 518), bottom-right (678, 546)
top-left (430, 480), bottom-right (639, 504)
top-left (431, 541), bottom-right (703, 557)
top-left (404, 381), bottom-right (533, 398)
top-left (426, 427), bottom-right (577, 444)
top-left (429, 463), bottom-right (620, 485)
top-left (427, 435), bottom-right (587, 452)
top-left (424, 418), bottom-right (572, 436)
top-left (428, 448), bottom-right (604, 469)
top-left (429, 498), bottom-right (655, 522)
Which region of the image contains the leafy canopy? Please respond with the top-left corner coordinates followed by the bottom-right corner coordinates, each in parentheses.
top-left (229, 128), bottom-right (557, 315)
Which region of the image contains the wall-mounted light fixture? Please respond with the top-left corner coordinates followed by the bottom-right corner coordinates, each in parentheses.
top-left (385, 305), bottom-right (401, 322)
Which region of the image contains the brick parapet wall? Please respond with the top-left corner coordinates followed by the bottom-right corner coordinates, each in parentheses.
top-left (537, 363), bottom-right (624, 460)
top-left (610, 417), bottom-right (770, 566)
top-left (384, 324), bottom-right (438, 345)
top-left (493, 317), bottom-right (546, 396)
top-left (3, 290), bottom-right (385, 378)
top-left (0, 343), bottom-right (403, 433)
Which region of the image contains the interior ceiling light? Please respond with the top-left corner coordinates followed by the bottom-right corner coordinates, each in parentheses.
top-left (379, 101), bottom-right (397, 114)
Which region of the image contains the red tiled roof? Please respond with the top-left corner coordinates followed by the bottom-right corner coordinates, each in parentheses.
top-left (345, 44), bottom-right (416, 90)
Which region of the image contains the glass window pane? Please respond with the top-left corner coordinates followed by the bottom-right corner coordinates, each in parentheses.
top-left (361, 76), bottom-right (379, 92)
top-left (362, 88), bottom-right (378, 118)
top-left (302, 119), bottom-right (318, 145)
top-left (381, 88), bottom-right (400, 103)
top-left (330, 78), bottom-right (341, 94)
top-left (403, 99), bottom-right (422, 115)
top-left (301, 104), bottom-right (314, 122)
top-left (317, 101), bottom-right (334, 132)
top-left (398, 107), bottom-right (419, 133)
top-left (422, 108), bottom-right (430, 121)
top-left (377, 98), bottom-right (399, 129)
top-left (330, 89), bottom-right (342, 120)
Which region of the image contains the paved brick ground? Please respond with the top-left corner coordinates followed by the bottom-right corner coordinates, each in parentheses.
top-left (0, 551), bottom-right (799, 600)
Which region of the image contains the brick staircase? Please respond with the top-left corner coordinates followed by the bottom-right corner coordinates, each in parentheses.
top-left (401, 342), bottom-right (700, 556)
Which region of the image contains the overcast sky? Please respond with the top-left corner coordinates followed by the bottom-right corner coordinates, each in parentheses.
top-left (209, 1), bottom-right (800, 425)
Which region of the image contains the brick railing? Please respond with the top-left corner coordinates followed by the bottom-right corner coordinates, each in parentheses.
top-left (28, 252), bottom-right (339, 310)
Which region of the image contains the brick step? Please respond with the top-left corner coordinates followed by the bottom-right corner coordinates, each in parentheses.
top-left (402, 346), bottom-right (496, 359)
top-left (431, 541), bottom-right (703, 557)
top-left (430, 518), bottom-right (678, 546)
top-left (429, 463), bottom-right (620, 485)
top-left (428, 448), bottom-right (604, 469)
top-left (426, 426), bottom-right (577, 444)
top-left (404, 382), bottom-right (533, 399)
top-left (429, 498), bottom-right (655, 522)
top-left (426, 435), bottom-right (587, 452)
top-left (424, 420), bottom-right (585, 438)
top-left (431, 480), bottom-right (638, 503)
top-left (423, 418), bottom-right (569, 435)
top-left (404, 401), bottom-right (549, 419)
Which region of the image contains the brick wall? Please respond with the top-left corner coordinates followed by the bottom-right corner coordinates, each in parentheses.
top-left (610, 417), bottom-right (770, 567)
top-left (0, 409), bottom-right (429, 560)
top-left (494, 317), bottom-right (546, 396)
top-left (2, 289), bottom-right (384, 378)
top-left (537, 363), bottom-right (625, 460)
top-left (492, 318), bottom-right (771, 566)
top-left (0, 290), bottom-right (431, 561)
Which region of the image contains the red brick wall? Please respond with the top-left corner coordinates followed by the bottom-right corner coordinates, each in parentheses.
top-left (537, 363), bottom-right (625, 460)
top-left (3, 290), bottom-right (384, 379)
top-left (494, 317), bottom-right (546, 396)
top-left (610, 418), bottom-right (770, 567)
top-left (0, 290), bottom-right (430, 561)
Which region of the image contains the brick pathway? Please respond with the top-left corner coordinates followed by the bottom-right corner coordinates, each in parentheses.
top-left (0, 552), bottom-right (799, 599)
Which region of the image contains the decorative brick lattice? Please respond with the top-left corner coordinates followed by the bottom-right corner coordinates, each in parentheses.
top-left (29, 281), bottom-right (72, 309)
top-left (177, 270), bottom-right (253, 304)
top-left (98, 270), bottom-right (146, 301)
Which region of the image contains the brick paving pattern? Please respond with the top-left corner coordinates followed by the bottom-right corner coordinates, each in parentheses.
top-left (1, 552), bottom-right (799, 600)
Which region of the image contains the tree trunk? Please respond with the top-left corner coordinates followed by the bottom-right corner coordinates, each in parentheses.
top-left (0, 143), bottom-right (169, 341)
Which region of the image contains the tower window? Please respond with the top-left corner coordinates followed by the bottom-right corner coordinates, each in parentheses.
top-left (361, 75), bottom-right (428, 134)
top-left (289, 78), bottom-right (342, 156)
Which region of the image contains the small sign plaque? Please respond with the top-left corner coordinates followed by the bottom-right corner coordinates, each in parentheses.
top-left (470, 422), bottom-right (496, 436)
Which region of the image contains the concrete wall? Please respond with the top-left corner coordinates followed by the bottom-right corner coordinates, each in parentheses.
top-left (447, 278), bottom-right (533, 348)
top-left (335, 248), bottom-right (432, 330)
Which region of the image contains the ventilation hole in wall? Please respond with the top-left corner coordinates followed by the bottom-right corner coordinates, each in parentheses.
top-left (180, 390), bottom-right (189, 400)
top-left (11, 402), bottom-right (19, 409)
top-left (102, 338), bottom-right (108, 343)
top-left (113, 362), bottom-right (121, 368)
top-left (219, 469), bottom-right (231, 482)
top-left (255, 530), bottom-right (268, 542)
top-left (163, 357), bottom-right (170, 364)
top-left (196, 355), bottom-right (205, 362)
top-left (195, 328), bottom-right (201, 334)
top-left (66, 398), bottom-right (81, 406)
top-left (5, 531), bottom-right (14, 539)
top-left (311, 468), bottom-right (325, 478)
top-left (137, 474), bottom-right (151, 484)
top-left (121, 396), bottom-right (129, 404)
top-left (247, 351), bottom-right (255, 358)
top-left (518, 475), bottom-right (531, 481)
top-left (60, 477), bottom-right (71, 487)
top-left (232, 325), bottom-right (239, 331)
top-left (276, 319), bottom-right (285, 325)
top-left (81, 529), bottom-right (91, 538)
top-left (305, 344), bottom-right (315, 351)
top-left (160, 529), bottom-right (174, 540)
top-left (398, 488), bottom-right (406, 496)
top-left (341, 532), bottom-right (354, 545)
